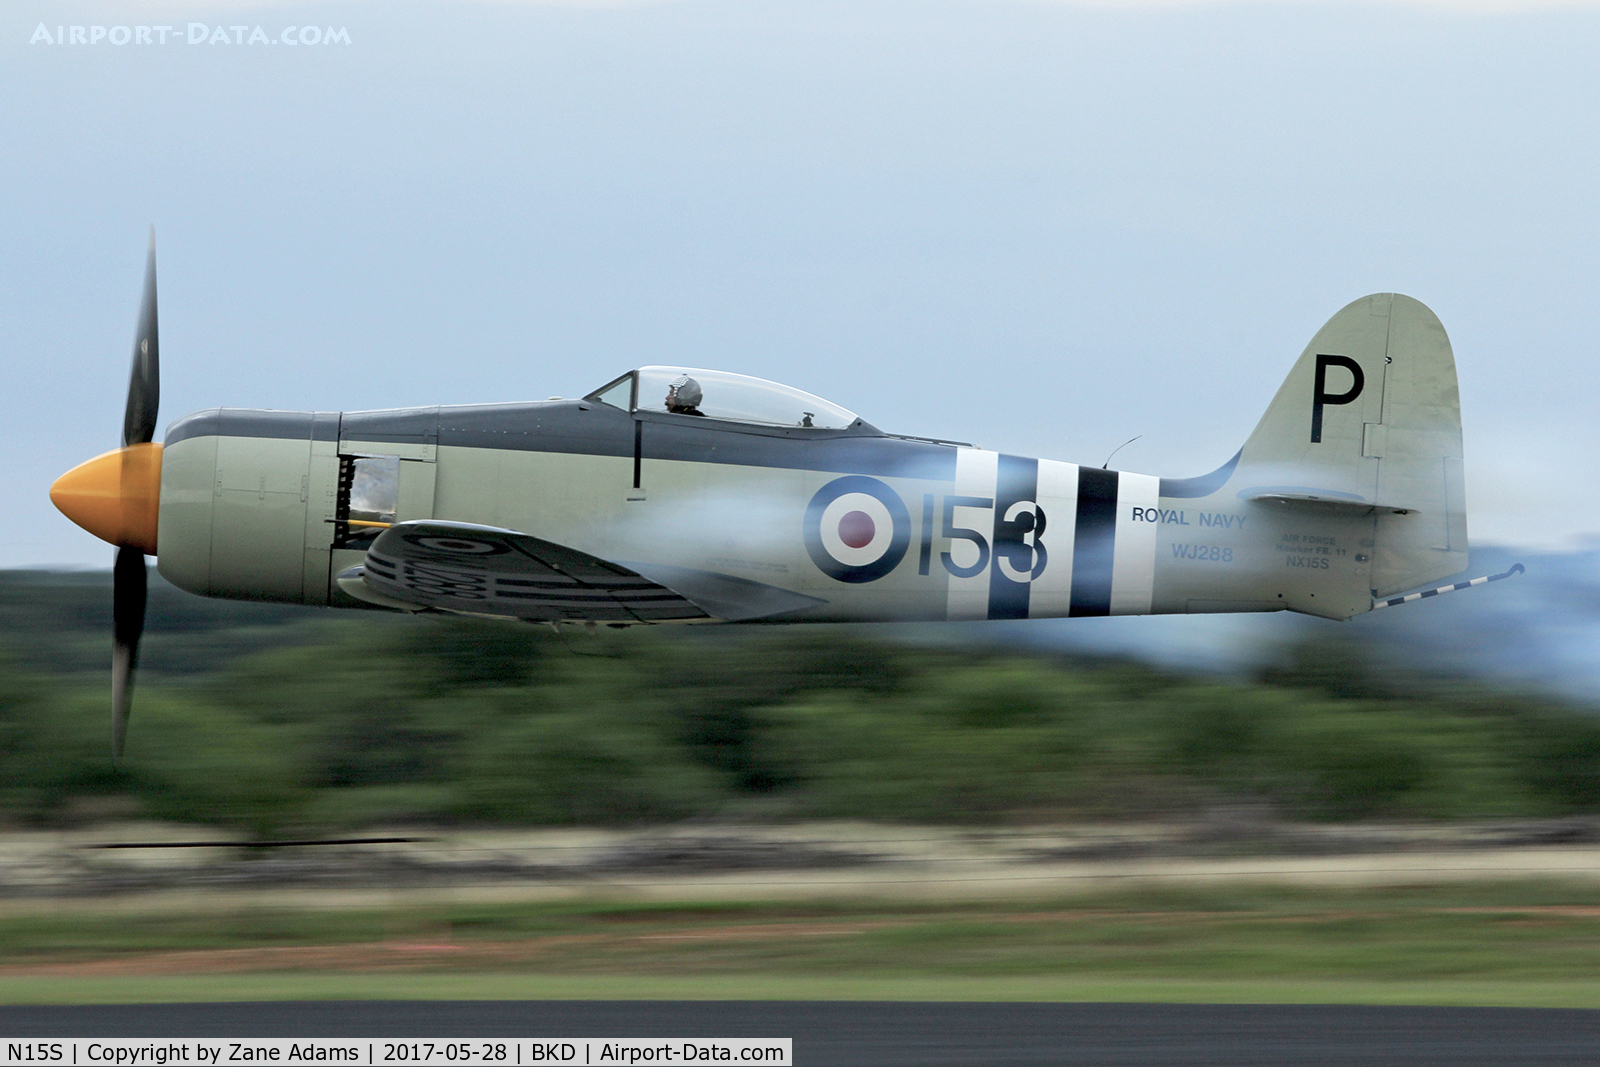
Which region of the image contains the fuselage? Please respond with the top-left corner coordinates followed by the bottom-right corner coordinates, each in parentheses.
top-left (155, 398), bottom-right (1376, 622)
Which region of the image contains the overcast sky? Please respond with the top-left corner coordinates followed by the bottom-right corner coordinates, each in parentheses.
top-left (6, 0), bottom-right (1600, 568)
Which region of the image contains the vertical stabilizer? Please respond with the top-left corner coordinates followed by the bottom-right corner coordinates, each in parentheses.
top-left (1237, 294), bottom-right (1467, 598)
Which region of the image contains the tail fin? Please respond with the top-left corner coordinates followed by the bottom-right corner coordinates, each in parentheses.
top-left (1238, 293), bottom-right (1467, 596)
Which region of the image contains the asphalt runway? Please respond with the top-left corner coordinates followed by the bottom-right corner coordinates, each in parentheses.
top-left (3, 1001), bottom-right (1600, 1066)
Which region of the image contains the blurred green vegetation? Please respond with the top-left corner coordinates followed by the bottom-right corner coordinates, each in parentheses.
top-left (3, 569), bottom-right (1600, 836)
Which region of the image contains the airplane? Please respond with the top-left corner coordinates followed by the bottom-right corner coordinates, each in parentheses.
top-left (52, 233), bottom-right (1521, 756)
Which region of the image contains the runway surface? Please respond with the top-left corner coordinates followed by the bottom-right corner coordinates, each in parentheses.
top-left (4, 1001), bottom-right (1600, 1065)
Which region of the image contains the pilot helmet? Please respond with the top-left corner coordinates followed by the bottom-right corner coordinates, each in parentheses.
top-left (668, 374), bottom-right (703, 409)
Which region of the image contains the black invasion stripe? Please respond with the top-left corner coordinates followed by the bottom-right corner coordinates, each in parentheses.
top-left (1068, 466), bottom-right (1119, 618)
top-left (987, 454), bottom-right (1037, 621)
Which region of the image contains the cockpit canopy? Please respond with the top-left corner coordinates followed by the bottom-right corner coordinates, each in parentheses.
top-left (586, 366), bottom-right (861, 430)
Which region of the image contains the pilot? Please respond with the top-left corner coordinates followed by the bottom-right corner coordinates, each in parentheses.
top-left (665, 375), bottom-right (706, 416)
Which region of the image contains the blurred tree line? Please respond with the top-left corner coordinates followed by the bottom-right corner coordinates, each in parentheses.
top-left (2, 569), bottom-right (1599, 837)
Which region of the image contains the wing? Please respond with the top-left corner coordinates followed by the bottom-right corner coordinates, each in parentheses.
top-left (339, 520), bottom-right (829, 624)
top-left (341, 521), bottom-right (710, 623)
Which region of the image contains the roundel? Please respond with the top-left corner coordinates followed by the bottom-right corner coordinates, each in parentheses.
top-left (804, 476), bottom-right (911, 584)
top-left (401, 533), bottom-right (510, 556)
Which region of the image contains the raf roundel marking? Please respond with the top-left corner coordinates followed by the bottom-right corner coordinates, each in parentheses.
top-left (403, 534), bottom-right (510, 555)
top-left (804, 475), bottom-right (910, 583)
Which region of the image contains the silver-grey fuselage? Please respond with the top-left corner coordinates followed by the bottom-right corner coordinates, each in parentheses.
top-left (155, 399), bottom-right (1375, 623)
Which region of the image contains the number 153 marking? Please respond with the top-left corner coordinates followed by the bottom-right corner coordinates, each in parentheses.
top-left (918, 494), bottom-right (1048, 582)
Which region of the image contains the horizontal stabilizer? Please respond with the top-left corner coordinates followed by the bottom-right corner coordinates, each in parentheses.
top-left (1238, 487), bottom-right (1418, 515)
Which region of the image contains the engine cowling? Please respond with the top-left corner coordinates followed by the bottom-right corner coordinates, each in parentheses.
top-left (158, 408), bottom-right (340, 605)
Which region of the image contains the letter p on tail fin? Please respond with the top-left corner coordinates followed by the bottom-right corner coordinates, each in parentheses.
top-left (1239, 293), bottom-right (1467, 596)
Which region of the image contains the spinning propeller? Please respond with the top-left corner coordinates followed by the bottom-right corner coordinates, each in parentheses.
top-left (50, 229), bottom-right (163, 758)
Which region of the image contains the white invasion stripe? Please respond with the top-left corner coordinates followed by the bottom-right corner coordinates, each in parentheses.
top-left (1109, 472), bottom-right (1160, 616)
top-left (945, 447), bottom-right (998, 621)
top-left (1027, 459), bottom-right (1079, 619)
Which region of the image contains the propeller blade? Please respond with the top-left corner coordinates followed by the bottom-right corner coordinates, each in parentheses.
top-left (112, 546), bottom-right (147, 759)
top-left (123, 228), bottom-right (159, 448)
top-left (113, 229), bottom-right (159, 758)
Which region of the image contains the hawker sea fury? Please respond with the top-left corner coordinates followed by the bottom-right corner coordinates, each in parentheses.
top-left (54, 234), bottom-right (1519, 754)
